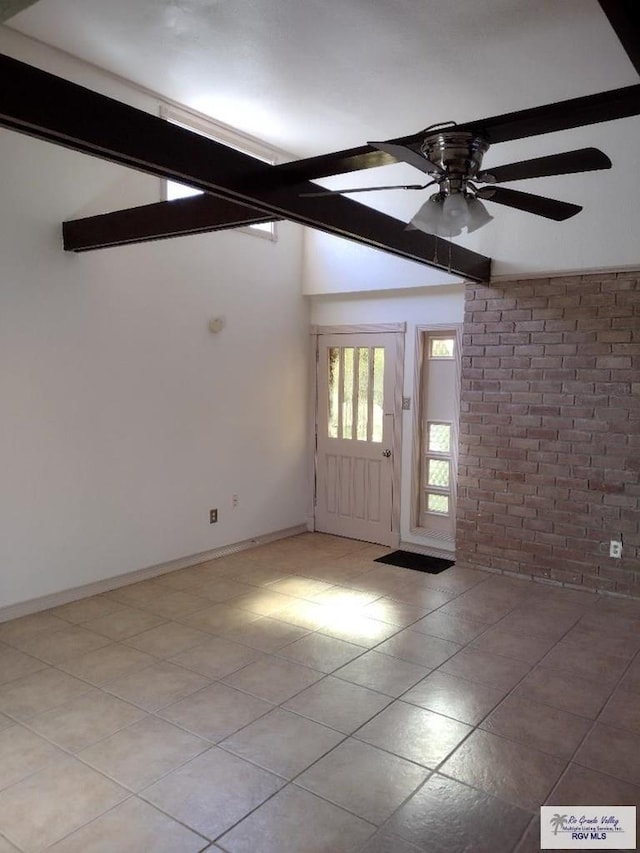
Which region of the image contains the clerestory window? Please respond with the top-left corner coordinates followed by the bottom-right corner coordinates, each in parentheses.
top-left (160, 105), bottom-right (278, 240)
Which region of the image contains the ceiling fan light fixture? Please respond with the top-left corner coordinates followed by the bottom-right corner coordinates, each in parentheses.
top-left (466, 197), bottom-right (494, 233)
top-left (407, 194), bottom-right (443, 232)
top-left (409, 191), bottom-right (492, 238)
top-left (442, 192), bottom-right (470, 228)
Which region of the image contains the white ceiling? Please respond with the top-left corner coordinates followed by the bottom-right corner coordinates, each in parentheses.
top-left (6, 0), bottom-right (637, 156)
top-left (4, 0), bottom-right (640, 275)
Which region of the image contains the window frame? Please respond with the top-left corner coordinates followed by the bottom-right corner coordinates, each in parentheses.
top-left (409, 325), bottom-right (462, 540)
top-left (428, 335), bottom-right (457, 361)
top-left (159, 105), bottom-right (281, 242)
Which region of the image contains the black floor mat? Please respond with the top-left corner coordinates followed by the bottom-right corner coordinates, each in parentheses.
top-left (375, 550), bottom-right (454, 574)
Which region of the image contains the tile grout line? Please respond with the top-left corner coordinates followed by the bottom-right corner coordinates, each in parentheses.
top-left (510, 641), bottom-right (640, 853)
top-left (1, 542), bottom-right (639, 851)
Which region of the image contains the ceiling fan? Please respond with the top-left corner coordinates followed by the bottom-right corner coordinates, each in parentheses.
top-left (0, 0), bottom-right (637, 283)
top-left (294, 0), bottom-right (638, 239)
top-left (301, 124), bottom-right (612, 237)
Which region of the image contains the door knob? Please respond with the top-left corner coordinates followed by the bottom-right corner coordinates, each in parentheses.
top-left (382, 449), bottom-right (392, 458)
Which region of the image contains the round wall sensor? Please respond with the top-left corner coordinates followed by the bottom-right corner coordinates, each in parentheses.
top-left (208, 316), bottom-right (226, 334)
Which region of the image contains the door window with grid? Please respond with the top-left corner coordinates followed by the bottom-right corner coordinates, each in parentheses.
top-left (327, 345), bottom-right (385, 443)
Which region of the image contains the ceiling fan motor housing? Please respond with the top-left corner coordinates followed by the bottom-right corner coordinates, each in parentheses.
top-left (421, 131), bottom-right (490, 195)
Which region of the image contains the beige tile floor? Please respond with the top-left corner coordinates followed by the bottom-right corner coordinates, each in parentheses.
top-left (0, 533), bottom-right (639, 852)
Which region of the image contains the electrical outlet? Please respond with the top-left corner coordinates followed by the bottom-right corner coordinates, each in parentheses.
top-left (232, 494), bottom-right (239, 508)
top-left (609, 539), bottom-right (623, 559)
top-left (209, 508), bottom-right (218, 524)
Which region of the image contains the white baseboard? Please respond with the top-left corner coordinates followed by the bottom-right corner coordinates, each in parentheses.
top-left (0, 524), bottom-right (307, 624)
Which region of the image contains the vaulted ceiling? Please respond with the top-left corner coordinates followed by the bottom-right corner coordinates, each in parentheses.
top-left (4, 0), bottom-right (635, 158)
top-left (2, 0), bottom-right (640, 278)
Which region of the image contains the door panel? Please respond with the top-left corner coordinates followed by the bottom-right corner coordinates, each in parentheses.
top-left (315, 332), bottom-right (398, 546)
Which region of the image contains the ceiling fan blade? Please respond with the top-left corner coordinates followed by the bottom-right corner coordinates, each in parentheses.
top-left (598, 0), bottom-right (640, 76)
top-left (478, 186), bottom-right (582, 221)
top-left (454, 84), bottom-right (640, 144)
top-left (368, 141), bottom-right (444, 176)
top-left (479, 147), bottom-right (612, 184)
top-left (300, 182), bottom-right (431, 198)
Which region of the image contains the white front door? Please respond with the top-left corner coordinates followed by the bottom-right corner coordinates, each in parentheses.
top-left (315, 332), bottom-right (400, 546)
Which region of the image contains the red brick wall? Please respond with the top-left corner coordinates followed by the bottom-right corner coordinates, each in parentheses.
top-left (455, 272), bottom-right (640, 598)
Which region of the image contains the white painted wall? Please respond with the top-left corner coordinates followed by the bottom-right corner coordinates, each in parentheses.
top-left (301, 165), bottom-right (463, 296)
top-left (310, 285), bottom-right (465, 551)
top-left (303, 231), bottom-right (462, 295)
top-left (0, 34), bottom-right (308, 608)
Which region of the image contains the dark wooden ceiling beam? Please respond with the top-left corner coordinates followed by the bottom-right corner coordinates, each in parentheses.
top-left (62, 192), bottom-right (488, 282)
top-left (273, 146), bottom-right (396, 182)
top-left (598, 0), bottom-right (640, 77)
top-left (457, 84), bottom-right (640, 144)
top-left (63, 195), bottom-right (280, 251)
top-left (268, 85), bottom-right (640, 184)
top-left (0, 52), bottom-right (490, 281)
